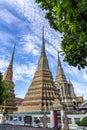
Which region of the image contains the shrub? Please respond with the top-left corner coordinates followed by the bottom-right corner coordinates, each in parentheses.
top-left (76, 120), bottom-right (82, 126)
top-left (77, 116), bottom-right (87, 127)
top-left (34, 118), bottom-right (40, 124)
top-left (81, 116), bottom-right (87, 127)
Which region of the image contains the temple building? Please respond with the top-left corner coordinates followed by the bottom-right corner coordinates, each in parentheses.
top-left (0, 28), bottom-right (76, 116)
top-left (1, 28), bottom-right (84, 129)
top-left (0, 45), bottom-right (17, 114)
top-left (18, 27), bottom-right (62, 113)
top-left (18, 27), bottom-right (76, 113)
top-left (55, 52), bottom-right (76, 111)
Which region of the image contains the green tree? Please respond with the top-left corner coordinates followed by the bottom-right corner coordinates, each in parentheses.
top-left (0, 72), bottom-right (5, 105)
top-left (0, 72), bottom-right (16, 106)
top-left (4, 82), bottom-right (16, 106)
top-left (35, 0), bottom-right (87, 69)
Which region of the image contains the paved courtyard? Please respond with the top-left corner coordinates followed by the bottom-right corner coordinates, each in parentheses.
top-left (0, 124), bottom-right (59, 130)
top-left (0, 124), bottom-right (49, 130)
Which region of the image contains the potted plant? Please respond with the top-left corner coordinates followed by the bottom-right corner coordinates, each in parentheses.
top-left (34, 118), bottom-right (40, 127)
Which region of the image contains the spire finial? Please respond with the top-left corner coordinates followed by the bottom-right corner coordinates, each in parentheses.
top-left (41, 26), bottom-right (45, 55)
top-left (57, 48), bottom-right (61, 68)
top-left (42, 26), bottom-right (44, 42)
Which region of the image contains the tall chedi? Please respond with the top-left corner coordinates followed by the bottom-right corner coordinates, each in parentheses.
top-left (55, 52), bottom-right (76, 111)
top-left (18, 27), bottom-right (62, 112)
top-left (2, 45), bottom-right (17, 113)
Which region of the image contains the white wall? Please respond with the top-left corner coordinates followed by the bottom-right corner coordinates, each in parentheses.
top-left (6, 111), bottom-right (54, 128)
top-left (67, 114), bottom-right (87, 130)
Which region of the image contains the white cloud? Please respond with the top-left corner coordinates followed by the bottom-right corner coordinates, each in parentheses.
top-left (20, 34), bottom-right (40, 55)
top-left (46, 44), bottom-right (57, 58)
top-left (0, 56), bottom-right (37, 83)
top-left (63, 63), bottom-right (84, 80)
top-left (0, 9), bottom-right (21, 24)
top-left (0, 31), bottom-right (15, 46)
top-left (82, 69), bottom-right (87, 80)
top-left (12, 0), bottom-right (62, 44)
top-left (13, 63), bottom-right (36, 82)
top-left (0, 59), bottom-right (9, 72)
top-left (72, 80), bottom-right (87, 100)
top-left (19, 0), bottom-right (45, 22)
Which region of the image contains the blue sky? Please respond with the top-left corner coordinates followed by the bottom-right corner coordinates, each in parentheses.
top-left (0, 0), bottom-right (87, 100)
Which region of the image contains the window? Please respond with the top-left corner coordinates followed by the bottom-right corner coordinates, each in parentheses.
top-left (57, 111), bottom-right (61, 124)
top-left (57, 111), bottom-right (61, 116)
top-left (10, 116), bottom-right (13, 121)
top-left (13, 116), bottom-right (17, 121)
top-left (58, 117), bottom-right (61, 123)
top-left (19, 116), bottom-right (22, 121)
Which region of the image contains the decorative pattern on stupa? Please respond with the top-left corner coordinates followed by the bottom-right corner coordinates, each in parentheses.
top-left (1, 45), bottom-right (17, 113)
top-left (18, 28), bottom-right (62, 112)
top-left (55, 52), bottom-right (76, 111)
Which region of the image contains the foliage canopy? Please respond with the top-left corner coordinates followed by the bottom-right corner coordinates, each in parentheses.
top-left (35, 0), bottom-right (87, 69)
top-left (0, 72), bottom-right (5, 105)
top-left (4, 83), bottom-right (15, 106)
top-left (0, 72), bottom-right (15, 106)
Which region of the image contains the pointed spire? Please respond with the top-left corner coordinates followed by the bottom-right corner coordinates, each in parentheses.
top-left (9, 44), bottom-right (16, 69)
top-left (37, 27), bottom-right (49, 70)
top-left (55, 51), bottom-right (67, 83)
top-left (3, 44), bottom-right (16, 82)
top-left (41, 26), bottom-right (46, 56)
